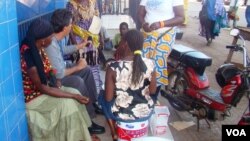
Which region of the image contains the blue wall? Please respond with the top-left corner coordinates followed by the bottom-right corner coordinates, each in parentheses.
top-left (16, 0), bottom-right (67, 22)
top-left (0, 0), bottom-right (67, 140)
top-left (17, 0), bottom-right (55, 22)
top-left (0, 0), bottom-right (29, 140)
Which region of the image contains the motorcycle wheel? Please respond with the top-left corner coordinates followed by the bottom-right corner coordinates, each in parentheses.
top-left (165, 71), bottom-right (188, 111)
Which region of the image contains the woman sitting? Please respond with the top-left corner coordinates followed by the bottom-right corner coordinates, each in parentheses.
top-left (20, 19), bottom-right (99, 141)
top-left (99, 30), bottom-right (157, 141)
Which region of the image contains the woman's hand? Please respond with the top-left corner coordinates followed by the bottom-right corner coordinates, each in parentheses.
top-left (149, 22), bottom-right (161, 31)
top-left (73, 94), bottom-right (89, 104)
top-left (142, 22), bottom-right (152, 32)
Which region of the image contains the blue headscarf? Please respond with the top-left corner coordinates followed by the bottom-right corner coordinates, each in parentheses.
top-left (206, 0), bottom-right (216, 21)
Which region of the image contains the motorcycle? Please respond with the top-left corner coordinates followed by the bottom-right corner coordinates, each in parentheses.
top-left (161, 29), bottom-right (250, 130)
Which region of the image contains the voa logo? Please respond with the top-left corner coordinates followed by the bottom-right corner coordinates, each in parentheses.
top-left (226, 129), bottom-right (247, 136)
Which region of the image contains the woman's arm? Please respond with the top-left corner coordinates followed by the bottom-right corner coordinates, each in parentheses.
top-left (166, 5), bottom-right (185, 26)
top-left (27, 67), bottom-right (89, 104)
top-left (105, 66), bottom-right (116, 101)
top-left (138, 5), bottom-right (146, 26)
top-left (149, 71), bottom-right (157, 95)
top-left (150, 5), bottom-right (185, 30)
top-left (138, 5), bottom-right (152, 32)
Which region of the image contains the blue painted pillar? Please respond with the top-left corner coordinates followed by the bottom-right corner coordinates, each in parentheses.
top-left (0, 0), bottom-right (29, 141)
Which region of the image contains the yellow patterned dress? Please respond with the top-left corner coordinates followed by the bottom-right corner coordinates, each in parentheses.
top-left (142, 28), bottom-right (176, 86)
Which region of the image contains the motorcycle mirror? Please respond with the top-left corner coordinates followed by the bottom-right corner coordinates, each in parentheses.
top-left (230, 29), bottom-right (240, 37)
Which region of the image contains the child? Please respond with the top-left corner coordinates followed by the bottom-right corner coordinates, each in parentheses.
top-left (104, 22), bottom-right (129, 69)
top-left (113, 22), bottom-right (129, 60)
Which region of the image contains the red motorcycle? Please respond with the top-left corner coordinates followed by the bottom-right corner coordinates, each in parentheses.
top-left (161, 29), bottom-right (250, 130)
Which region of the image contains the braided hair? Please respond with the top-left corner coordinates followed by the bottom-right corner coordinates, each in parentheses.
top-left (21, 19), bottom-right (54, 85)
top-left (124, 29), bottom-right (147, 86)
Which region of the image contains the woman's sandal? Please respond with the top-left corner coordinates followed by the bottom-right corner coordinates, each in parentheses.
top-left (91, 134), bottom-right (100, 141)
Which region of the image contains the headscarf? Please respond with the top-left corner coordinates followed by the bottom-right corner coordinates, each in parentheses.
top-left (206, 0), bottom-right (216, 21)
top-left (21, 19), bottom-right (54, 85)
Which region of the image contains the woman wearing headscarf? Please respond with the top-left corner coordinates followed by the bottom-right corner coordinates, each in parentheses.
top-left (138, 0), bottom-right (184, 101)
top-left (20, 19), bottom-right (99, 141)
top-left (199, 0), bottom-right (226, 46)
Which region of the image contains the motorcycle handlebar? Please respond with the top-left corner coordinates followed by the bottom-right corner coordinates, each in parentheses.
top-left (236, 34), bottom-right (249, 68)
top-left (226, 45), bottom-right (238, 50)
top-left (228, 33), bottom-right (249, 68)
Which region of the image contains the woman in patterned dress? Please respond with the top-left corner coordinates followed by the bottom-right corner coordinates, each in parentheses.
top-left (99, 30), bottom-right (157, 141)
top-left (138, 0), bottom-right (184, 101)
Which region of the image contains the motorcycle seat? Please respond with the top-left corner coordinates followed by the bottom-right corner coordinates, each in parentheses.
top-left (170, 44), bottom-right (196, 60)
top-left (181, 51), bottom-right (212, 69)
top-left (170, 44), bottom-right (212, 75)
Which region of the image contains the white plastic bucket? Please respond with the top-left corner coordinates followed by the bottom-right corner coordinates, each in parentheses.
top-left (116, 120), bottom-right (148, 141)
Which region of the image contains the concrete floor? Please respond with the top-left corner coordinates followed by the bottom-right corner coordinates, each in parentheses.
top-left (94, 3), bottom-right (250, 140)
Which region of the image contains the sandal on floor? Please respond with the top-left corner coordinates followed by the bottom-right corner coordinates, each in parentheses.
top-left (91, 134), bottom-right (100, 141)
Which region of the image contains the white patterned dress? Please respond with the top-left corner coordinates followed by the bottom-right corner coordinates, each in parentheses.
top-left (109, 57), bottom-right (155, 120)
